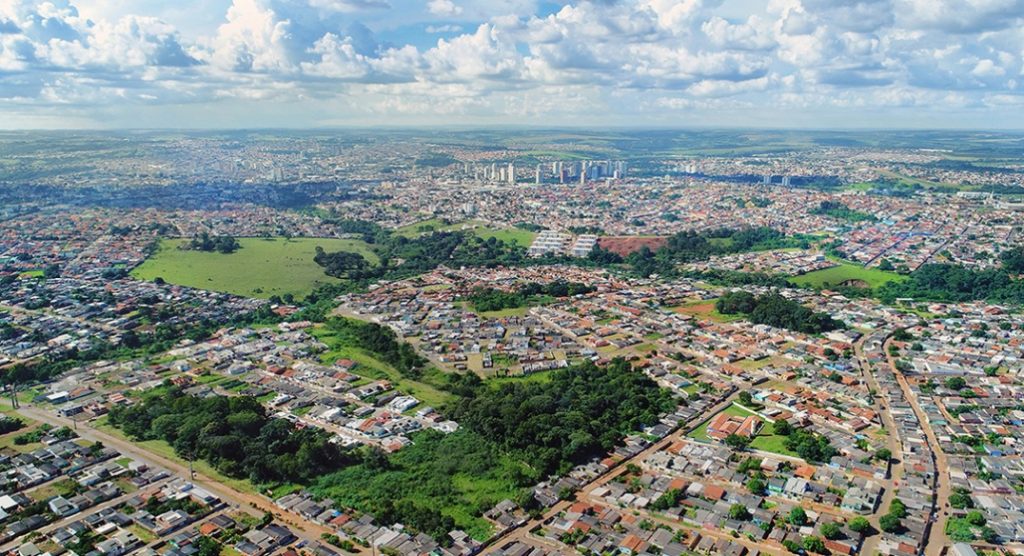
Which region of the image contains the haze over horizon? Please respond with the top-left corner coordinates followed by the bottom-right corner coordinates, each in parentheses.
top-left (2, 0), bottom-right (1024, 130)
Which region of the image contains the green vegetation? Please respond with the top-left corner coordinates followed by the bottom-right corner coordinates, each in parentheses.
top-left (465, 281), bottom-right (595, 312)
top-left (322, 317), bottom-right (425, 378)
top-left (311, 430), bottom-right (519, 541)
top-left (187, 232), bottom-right (241, 254)
top-left (626, 227), bottom-right (811, 278)
top-left (716, 291), bottom-right (843, 334)
top-left (309, 325), bottom-right (453, 409)
top-left (315, 231), bottom-right (528, 283)
top-left (1001, 246), bottom-right (1024, 272)
top-left (810, 200), bottom-right (876, 222)
top-left (790, 262), bottom-right (905, 289)
top-left (877, 263), bottom-right (1024, 304)
top-left (0, 415), bottom-right (24, 435)
top-left (132, 237), bottom-right (379, 299)
top-left (448, 358), bottom-right (676, 477)
top-left (848, 516), bottom-right (872, 535)
top-left (778, 426), bottom-right (837, 463)
top-left (107, 391), bottom-right (353, 484)
top-left (308, 358), bottom-right (675, 541)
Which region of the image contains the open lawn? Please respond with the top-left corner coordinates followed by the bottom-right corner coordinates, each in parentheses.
top-left (472, 227), bottom-right (537, 247)
top-left (789, 262), bottom-right (905, 290)
top-left (394, 218), bottom-right (537, 246)
top-left (131, 237), bottom-right (378, 299)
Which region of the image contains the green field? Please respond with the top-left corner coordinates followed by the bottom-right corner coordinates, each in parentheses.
top-left (131, 237), bottom-right (378, 299)
top-left (394, 218), bottom-right (537, 246)
top-left (789, 262), bottom-right (905, 289)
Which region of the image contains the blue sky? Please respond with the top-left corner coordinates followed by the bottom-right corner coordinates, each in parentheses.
top-left (1, 0), bottom-right (1023, 129)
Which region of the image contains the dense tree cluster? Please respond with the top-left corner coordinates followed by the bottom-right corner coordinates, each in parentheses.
top-left (0, 416), bottom-right (25, 434)
top-left (878, 263), bottom-right (1024, 304)
top-left (108, 390), bottom-right (352, 484)
top-left (716, 292), bottom-right (843, 334)
top-left (810, 201), bottom-right (876, 222)
top-left (625, 227), bottom-right (808, 278)
top-left (776, 425), bottom-right (838, 463)
top-left (448, 358), bottom-right (677, 476)
top-left (1002, 247), bottom-right (1024, 273)
top-left (315, 231), bottom-right (530, 283)
top-left (187, 232), bottom-right (240, 254)
top-left (324, 317), bottom-right (425, 378)
top-left (313, 248), bottom-right (372, 279)
top-left (466, 281), bottom-right (596, 312)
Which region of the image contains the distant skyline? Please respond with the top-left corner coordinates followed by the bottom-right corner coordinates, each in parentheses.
top-left (1, 0), bottom-right (1023, 130)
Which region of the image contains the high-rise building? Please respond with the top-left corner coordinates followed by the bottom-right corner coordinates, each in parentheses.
top-left (508, 162), bottom-right (515, 185)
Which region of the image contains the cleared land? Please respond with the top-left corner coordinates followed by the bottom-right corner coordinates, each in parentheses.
top-left (789, 262), bottom-right (905, 289)
top-left (131, 237), bottom-right (378, 299)
top-left (671, 299), bottom-right (744, 323)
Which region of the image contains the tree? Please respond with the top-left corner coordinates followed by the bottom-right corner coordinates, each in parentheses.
top-left (1000, 246), bottom-right (1024, 273)
top-left (738, 391), bottom-right (755, 406)
top-left (820, 522), bottom-right (842, 540)
top-left (875, 448), bottom-right (892, 462)
top-left (746, 477), bottom-right (766, 494)
top-left (980, 526), bottom-right (998, 543)
top-left (949, 488), bottom-right (974, 509)
top-left (879, 514), bottom-right (901, 533)
top-left (848, 516), bottom-right (871, 535)
top-left (788, 506), bottom-right (808, 526)
top-left (889, 499), bottom-right (907, 519)
top-left (945, 376), bottom-right (967, 390)
top-left (965, 510), bottom-right (986, 526)
top-left (728, 504), bottom-right (751, 521)
top-left (724, 434), bottom-right (750, 450)
top-left (773, 419), bottom-right (793, 436)
top-left (802, 536), bottom-right (826, 554)
top-left (782, 539), bottom-right (802, 553)
top-left (196, 536), bottom-right (222, 556)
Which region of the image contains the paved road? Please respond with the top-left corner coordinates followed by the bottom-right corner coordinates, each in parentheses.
top-left (853, 334), bottom-right (906, 556)
top-left (15, 405), bottom-right (361, 554)
top-left (884, 339), bottom-right (950, 556)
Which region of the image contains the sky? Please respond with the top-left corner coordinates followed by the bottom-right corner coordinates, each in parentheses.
top-left (1, 0), bottom-right (1023, 129)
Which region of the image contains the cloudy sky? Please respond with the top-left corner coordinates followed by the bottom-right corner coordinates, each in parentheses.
top-left (1, 0), bottom-right (1023, 129)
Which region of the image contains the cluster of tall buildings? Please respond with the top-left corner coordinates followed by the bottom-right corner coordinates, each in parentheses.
top-left (462, 160), bottom-right (626, 185)
top-left (762, 174), bottom-right (792, 186)
top-left (467, 162), bottom-right (518, 185)
top-left (539, 160), bottom-right (627, 184)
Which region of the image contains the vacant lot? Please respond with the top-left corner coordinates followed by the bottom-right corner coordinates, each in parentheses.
top-left (131, 237), bottom-right (378, 299)
top-left (789, 262), bottom-right (905, 289)
top-left (671, 299), bottom-right (744, 323)
top-left (597, 236), bottom-right (668, 257)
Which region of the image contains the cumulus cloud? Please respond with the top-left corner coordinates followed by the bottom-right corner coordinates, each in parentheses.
top-left (0, 0), bottom-right (1022, 127)
top-left (427, 0), bottom-right (462, 17)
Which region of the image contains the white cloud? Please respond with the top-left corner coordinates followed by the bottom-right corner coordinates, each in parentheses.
top-left (0, 0), bottom-right (1022, 127)
top-left (426, 0), bottom-right (462, 17)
